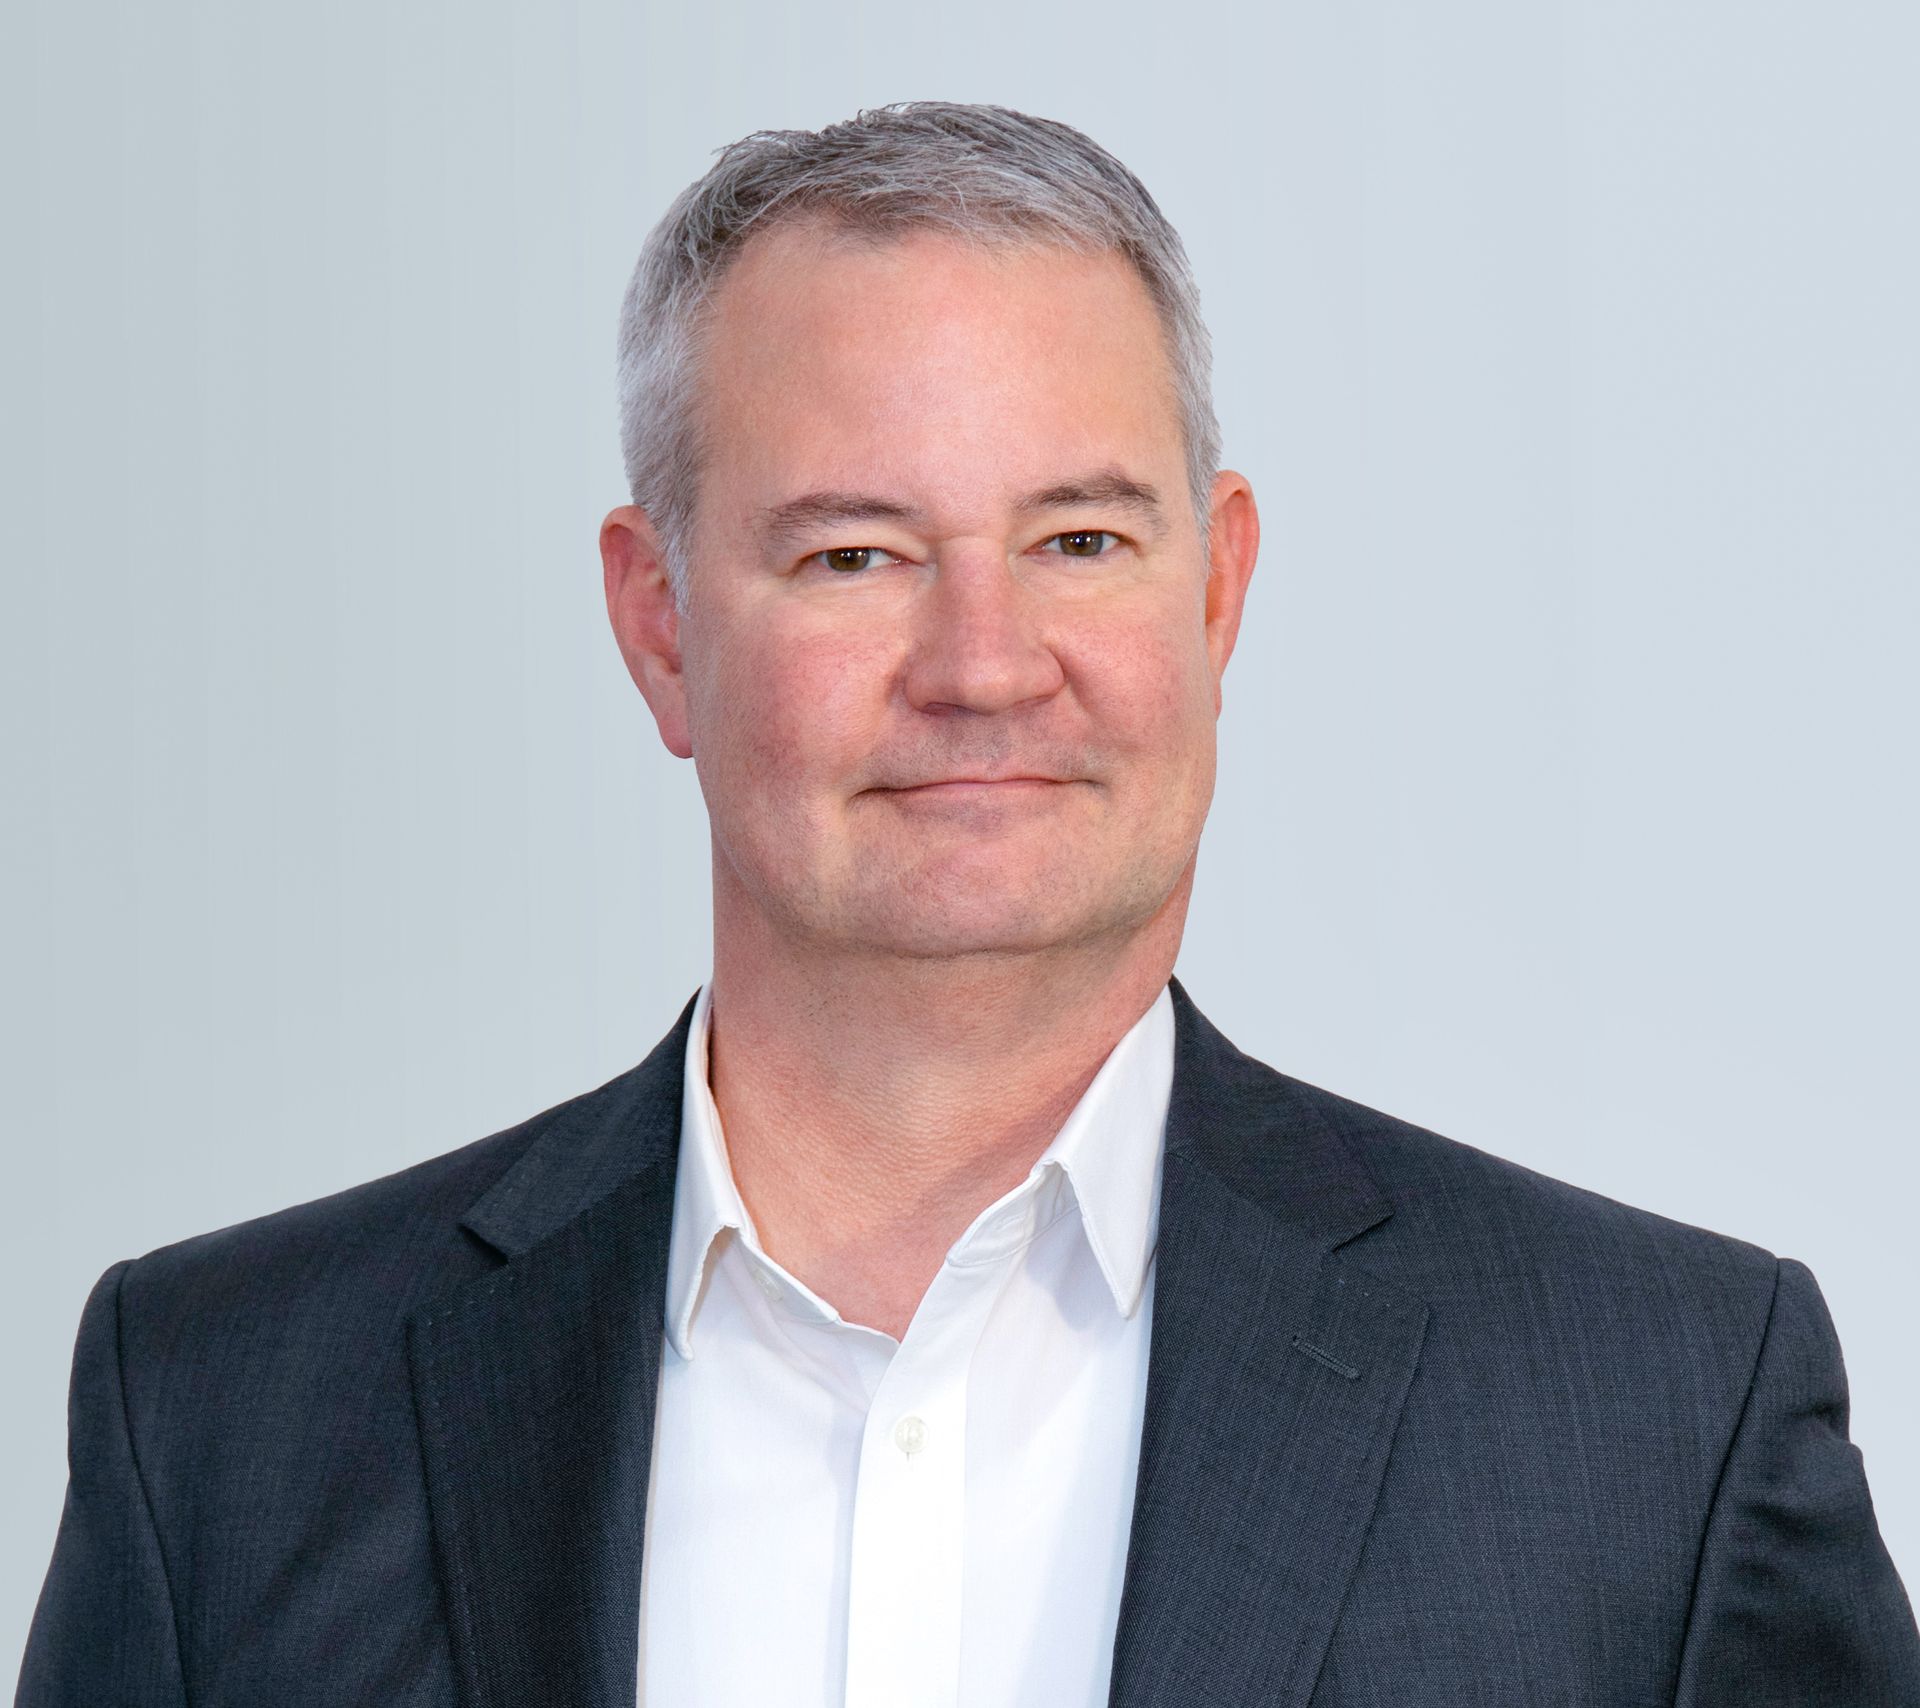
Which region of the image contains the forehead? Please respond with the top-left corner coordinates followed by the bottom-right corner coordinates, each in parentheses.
top-left (691, 220), bottom-right (1184, 519)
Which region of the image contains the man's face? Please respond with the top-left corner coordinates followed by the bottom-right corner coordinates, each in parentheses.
top-left (608, 219), bottom-right (1257, 962)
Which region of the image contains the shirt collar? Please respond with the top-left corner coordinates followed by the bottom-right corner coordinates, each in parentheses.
top-left (664, 979), bottom-right (1176, 1359)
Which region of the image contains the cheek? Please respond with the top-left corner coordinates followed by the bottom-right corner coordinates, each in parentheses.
top-left (1077, 606), bottom-right (1215, 760)
top-left (695, 609), bottom-right (895, 800)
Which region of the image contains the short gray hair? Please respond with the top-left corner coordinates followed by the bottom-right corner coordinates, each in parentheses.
top-left (617, 102), bottom-right (1221, 609)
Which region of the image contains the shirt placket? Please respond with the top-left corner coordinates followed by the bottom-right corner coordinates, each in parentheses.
top-left (840, 1212), bottom-right (1032, 1708)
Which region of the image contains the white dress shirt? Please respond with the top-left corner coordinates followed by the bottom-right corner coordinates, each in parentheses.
top-left (636, 979), bottom-right (1176, 1708)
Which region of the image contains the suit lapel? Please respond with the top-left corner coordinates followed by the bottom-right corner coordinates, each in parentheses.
top-left (1108, 980), bottom-right (1431, 1708)
top-left (403, 979), bottom-right (1425, 1706)
top-left (407, 996), bottom-right (694, 1708)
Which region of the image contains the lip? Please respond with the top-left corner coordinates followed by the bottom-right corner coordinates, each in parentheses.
top-left (888, 776), bottom-right (1066, 792)
top-left (880, 777), bottom-right (1071, 800)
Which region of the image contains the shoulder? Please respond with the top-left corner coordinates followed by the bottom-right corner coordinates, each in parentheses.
top-left (1181, 993), bottom-right (1780, 1289)
top-left (1325, 1072), bottom-right (1772, 1270)
top-left (1211, 1041), bottom-right (1786, 1369)
top-left (1207, 1061), bottom-right (1797, 1487)
top-left (49, 1049), bottom-right (678, 1534)
top-left (1169, 981), bottom-right (1788, 1360)
top-left (109, 1056), bottom-right (658, 1362)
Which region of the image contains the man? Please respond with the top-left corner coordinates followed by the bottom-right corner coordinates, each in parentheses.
top-left (16, 101), bottom-right (1917, 1707)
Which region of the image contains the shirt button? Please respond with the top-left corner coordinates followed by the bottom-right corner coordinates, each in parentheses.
top-left (893, 1414), bottom-right (929, 1457)
top-left (752, 1267), bottom-right (781, 1301)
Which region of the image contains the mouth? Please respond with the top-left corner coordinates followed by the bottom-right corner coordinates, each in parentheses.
top-left (883, 776), bottom-right (1069, 795)
top-left (863, 776), bottom-right (1078, 813)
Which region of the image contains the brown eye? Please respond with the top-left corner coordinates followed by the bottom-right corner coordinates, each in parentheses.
top-left (820, 547), bottom-right (885, 573)
top-left (1053, 530), bottom-right (1117, 558)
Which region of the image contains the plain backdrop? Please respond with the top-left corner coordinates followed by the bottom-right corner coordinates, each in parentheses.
top-left (4, 0), bottom-right (1915, 1670)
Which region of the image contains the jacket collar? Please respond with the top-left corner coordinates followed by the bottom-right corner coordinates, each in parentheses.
top-left (408, 975), bottom-right (1428, 1708)
top-left (454, 987), bottom-right (695, 1262)
top-left (1163, 975), bottom-right (1397, 1252)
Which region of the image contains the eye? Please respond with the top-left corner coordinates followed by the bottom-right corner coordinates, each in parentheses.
top-left (1043, 530), bottom-right (1121, 559)
top-left (810, 546), bottom-right (899, 574)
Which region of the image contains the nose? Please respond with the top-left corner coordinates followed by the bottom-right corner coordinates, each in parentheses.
top-left (902, 545), bottom-right (1066, 716)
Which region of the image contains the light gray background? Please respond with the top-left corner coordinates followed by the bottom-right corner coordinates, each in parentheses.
top-left (4, 0), bottom-right (1915, 1669)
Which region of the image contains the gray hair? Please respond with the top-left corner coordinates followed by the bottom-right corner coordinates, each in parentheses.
top-left (616, 102), bottom-right (1221, 609)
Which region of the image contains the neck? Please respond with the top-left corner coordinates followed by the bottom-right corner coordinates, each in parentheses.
top-left (702, 866), bottom-right (1191, 1340)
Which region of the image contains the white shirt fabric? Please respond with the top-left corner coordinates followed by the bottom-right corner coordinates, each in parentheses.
top-left (636, 980), bottom-right (1176, 1708)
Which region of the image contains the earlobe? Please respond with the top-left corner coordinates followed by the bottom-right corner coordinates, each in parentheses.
top-left (600, 505), bottom-right (695, 759)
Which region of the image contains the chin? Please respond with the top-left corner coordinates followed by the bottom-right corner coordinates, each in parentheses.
top-left (833, 873), bottom-right (1162, 962)
top-left (858, 920), bottom-right (1087, 961)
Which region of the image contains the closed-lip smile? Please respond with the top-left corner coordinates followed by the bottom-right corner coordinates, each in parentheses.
top-left (883, 775), bottom-right (1072, 795)
top-left (898, 775), bottom-right (1060, 788)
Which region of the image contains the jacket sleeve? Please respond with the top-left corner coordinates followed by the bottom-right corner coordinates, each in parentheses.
top-left (14, 1260), bottom-right (188, 1708)
top-left (1673, 1256), bottom-right (1920, 1706)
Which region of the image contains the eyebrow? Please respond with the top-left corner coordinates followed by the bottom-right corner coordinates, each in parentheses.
top-left (756, 466), bottom-right (1167, 547)
top-left (757, 491), bottom-right (921, 546)
top-left (1013, 469), bottom-right (1164, 527)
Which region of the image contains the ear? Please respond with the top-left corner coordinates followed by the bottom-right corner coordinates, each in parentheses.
top-left (1201, 470), bottom-right (1260, 714)
top-left (601, 505), bottom-right (694, 759)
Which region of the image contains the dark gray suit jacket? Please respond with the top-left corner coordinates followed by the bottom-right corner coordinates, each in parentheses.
top-left (17, 979), bottom-right (1920, 1705)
